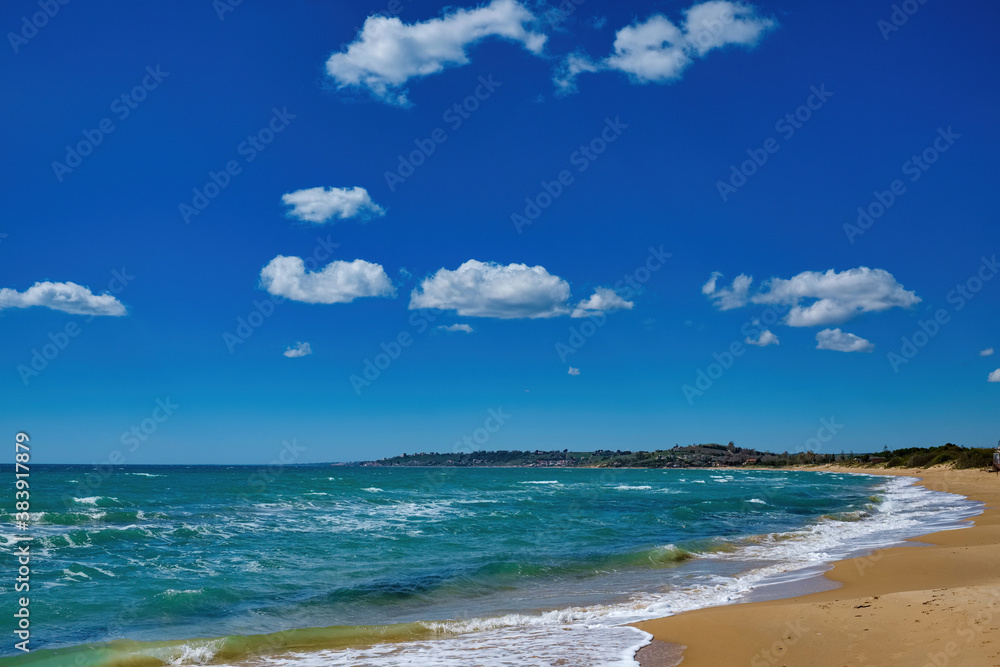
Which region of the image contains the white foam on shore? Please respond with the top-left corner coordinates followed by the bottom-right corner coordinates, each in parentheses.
top-left (217, 626), bottom-right (650, 667)
top-left (205, 473), bottom-right (981, 667)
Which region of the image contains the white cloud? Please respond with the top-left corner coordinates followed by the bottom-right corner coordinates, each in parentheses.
top-left (283, 342), bottom-right (312, 358)
top-left (260, 256), bottom-right (395, 304)
top-left (438, 323), bottom-right (474, 333)
top-left (701, 271), bottom-right (722, 295)
top-left (409, 260), bottom-right (570, 319)
top-left (753, 268), bottom-right (920, 327)
top-left (572, 287), bottom-right (633, 318)
top-left (703, 267), bottom-right (920, 327)
top-left (816, 328), bottom-right (874, 353)
top-left (327, 0), bottom-right (546, 105)
top-left (568, 366), bottom-right (580, 375)
top-left (282, 186), bottom-right (384, 223)
top-left (989, 369), bottom-right (1000, 383)
top-left (553, 52), bottom-right (602, 93)
top-left (702, 272), bottom-right (752, 310)
top-left (980, 348), bottom-right (994, 357)
top-left (556, 1), bottom-right (775, 91)
top-left (745, 328), bottom-right (779, 347)
top-left (606, 14), bottom-right (690, 83)
top-left (0, 281), bottom-right (125, 316)
top-left (683, 1), bottom-right (775, 56)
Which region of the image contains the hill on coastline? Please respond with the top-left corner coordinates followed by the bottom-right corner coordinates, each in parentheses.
top-left (353, 443), bottom-right (995, 470)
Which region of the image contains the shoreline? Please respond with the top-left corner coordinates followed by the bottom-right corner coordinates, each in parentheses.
top-left (632, 465), bottom-right (1000, 666)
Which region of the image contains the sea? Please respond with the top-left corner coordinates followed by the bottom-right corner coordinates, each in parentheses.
top-left (0, 465), bottom-right (982, 667)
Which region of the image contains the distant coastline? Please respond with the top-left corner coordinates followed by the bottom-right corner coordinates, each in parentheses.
top-left (354, 442), bottom-right (996, 470)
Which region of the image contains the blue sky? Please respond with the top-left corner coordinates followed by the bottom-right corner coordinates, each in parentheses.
top-left (1, 0), bottom-right (997, 464)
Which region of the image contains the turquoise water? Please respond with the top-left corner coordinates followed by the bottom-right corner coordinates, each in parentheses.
top-left (0, 466), bottom-right (980, 666)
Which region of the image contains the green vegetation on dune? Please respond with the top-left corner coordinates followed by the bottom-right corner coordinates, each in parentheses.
top-left (879, 443), bottom-right (994, 469)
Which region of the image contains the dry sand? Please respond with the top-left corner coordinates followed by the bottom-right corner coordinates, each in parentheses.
top-left (633, 466), bottom-right (1000, 667)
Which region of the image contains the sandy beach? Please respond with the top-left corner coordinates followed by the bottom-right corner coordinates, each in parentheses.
top-left (634, 466), bottom-right (1000, 666)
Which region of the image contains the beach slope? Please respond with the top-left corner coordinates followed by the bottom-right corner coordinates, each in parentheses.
top-left (634, 467), bottom-right (1000, 667)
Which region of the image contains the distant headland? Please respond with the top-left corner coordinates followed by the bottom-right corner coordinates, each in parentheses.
top-left (345, 442), bottom-right (996, 470)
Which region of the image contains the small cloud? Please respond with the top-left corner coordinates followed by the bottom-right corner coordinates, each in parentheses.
top-left (438, 324), bottom-right (474, 333)
top-left (980, 348), bottom-right (994, 357)
top-left (572, 287), bottom-right (634, 318)
top-left (326, 0), bottom-right (546, 105)
top-left (701, 271), bottom-right (722, 295)
top-left (590, 15), bottom-right (607, 29)
top-left (745, 327), bottom-right (779, 347)
top-left (556, 2), bottom-right (776, 92)
top-left (702, 272), bottom-right (752, 310)
top-left (0, 281), bottom-right (126, 316)
top-left (568, 366), bottom-right (581, 375)
top-left (410, 260), bottom-right (570, 319)
top-left (988, 369), bottom-right (1000, 383)
top-left (283, 342), bottom-right (312, 358)
top-left (704, 267), bottom-right (919, 326)
top-left (260, 256), bottom-right (396, 304)
top-left (282, 186), bottom-right (384, 224)
top-left (816, 328), bottom-right (874, 353)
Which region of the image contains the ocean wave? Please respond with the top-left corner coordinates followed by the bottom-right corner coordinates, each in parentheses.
top-left (24, 469), bottom-right (982, 667)
top-left (159, 588), bottom-right (205, 597)
top-left (73, 496), bottom-right (120, 507)
top-left (235, 476), bottom-right (979, 666)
